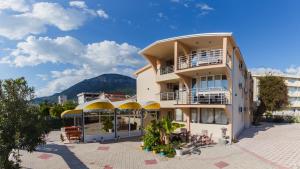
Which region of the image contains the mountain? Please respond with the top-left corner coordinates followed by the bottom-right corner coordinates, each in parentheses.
top-left (34, 74), bottom-right (136, 103)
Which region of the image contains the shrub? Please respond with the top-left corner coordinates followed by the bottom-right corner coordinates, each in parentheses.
top-left (272, 116), bottom-right (285, 123)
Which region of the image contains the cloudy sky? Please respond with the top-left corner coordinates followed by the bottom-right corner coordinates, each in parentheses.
top-left (0, 0), bottom-right (300, 97)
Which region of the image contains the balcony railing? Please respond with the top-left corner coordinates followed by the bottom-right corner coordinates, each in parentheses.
top-left (160, 65), bottom-right (174, 75)
top-left (177, 49), bottom-right (223, 70)
top-left (176, 89), bottom-right (231, 105)
top-left (160, 92), bottom-right (177, 101)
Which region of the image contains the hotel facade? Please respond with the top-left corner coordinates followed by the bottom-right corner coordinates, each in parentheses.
top-left (253, 74), bottom-right (300, 115)
top-left (135, 33), bottom-right (253, 141)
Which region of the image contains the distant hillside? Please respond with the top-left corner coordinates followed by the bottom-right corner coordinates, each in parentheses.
top-left (34, 74), bottom-right (136, 103)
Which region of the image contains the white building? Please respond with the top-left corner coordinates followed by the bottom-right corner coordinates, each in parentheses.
top-left (58, 95), bottom-right (67, 105)
top-left (253, 74), bottom-right (300, 115)
top-left (77, 92), bottom-right (101, 104)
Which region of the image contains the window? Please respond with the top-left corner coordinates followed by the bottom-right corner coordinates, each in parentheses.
top-left (214, 109), bottom-right (228, 124)
top-left (214, 75), bottom-right (222, 88)
top-left (222, 75), bottom-right (228, 90)
top-left (201, 108), bottom-right (214, 123)
top-left (207, 76), bottom-right (214, 89)
top-left (200, 77), bottom-right (207, 91)
top-left (190, 109), bottom-right (198, 123)
top-left (175, 109), bottom-right (183, 122)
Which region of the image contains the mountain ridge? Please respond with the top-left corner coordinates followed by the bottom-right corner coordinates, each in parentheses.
top-left (34, 73), bottom-right (136, 103)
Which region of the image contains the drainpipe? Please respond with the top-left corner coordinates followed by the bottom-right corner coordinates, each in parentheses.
top-left (231, 47), bottom-right (236, 142)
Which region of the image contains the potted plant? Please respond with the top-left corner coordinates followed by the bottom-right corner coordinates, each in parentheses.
top-left (173, 142), bottom-right (183, 156)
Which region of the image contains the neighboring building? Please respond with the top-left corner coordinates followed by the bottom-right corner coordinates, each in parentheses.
top-left (253, 74), bottom-right (300, 115)
top-left (77, 92), bottom-right (101, 104)
top-left (58, 95), bottom-right (67, 105)
top-left (135, 33), bottom-right (253, 141)
top-left (77, 92), bottom-right (130, 104)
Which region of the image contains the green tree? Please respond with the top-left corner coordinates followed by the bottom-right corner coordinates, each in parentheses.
top-left (255, 75), bottom-right (289, 122)
top-left (39, 101), bottom-right (52, 116)
top-left (49, 104), bottom-right (64, 118)
top-left (0, 77), bottom-right (50, 169)
top-left (62, 100), bottom-right (77, 111)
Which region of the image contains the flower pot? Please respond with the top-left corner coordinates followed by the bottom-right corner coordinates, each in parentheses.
top-left (141, 141), bottom-right (144, 147)
top-left (159, 152), bottom-right (165, 156)
top-left (108, 129), bottom-right (113, 133)
top-left (175, 149), bottom-right (183, 156)
top-left (144, 148), bottom-right (150, 152)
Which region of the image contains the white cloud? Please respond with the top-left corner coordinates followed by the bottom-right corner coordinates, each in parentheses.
top-left (97, 9), bottom-right (109, 19)
top-left (250, 66), bottom-right (300, 77)
top-left (69, 1), bottom-right (87, 9)
top-left (196, 3), bottom-right (214, 15)
top-left (0, 1), bottom-right (109, 40)
top-left (0, 13), bottom-right (46, 40)
top-left (0, 0), bottom-right (31, 12)
top-left (1, 35), bottom-right (144, 96)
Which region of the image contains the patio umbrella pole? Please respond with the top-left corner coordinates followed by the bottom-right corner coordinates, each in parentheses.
top-left (114, 108), bottom-right (117, 139)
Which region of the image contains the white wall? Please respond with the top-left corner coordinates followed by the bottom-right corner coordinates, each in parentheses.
top-left (231, 50), bottom-right (246, 139)
top-left (136, 67), bottom-right (160, 103)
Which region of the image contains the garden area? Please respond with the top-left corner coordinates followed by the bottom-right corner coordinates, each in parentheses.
top-left (141, 118), bottom-right (215, 158)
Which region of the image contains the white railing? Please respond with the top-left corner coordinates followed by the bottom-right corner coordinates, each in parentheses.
top-left (176, 89), bottom-right (231, 105)
top-left (177, 49), bottom-right (223, 70)
top-left (160, 92), bottom-right (177, 101)
top-left (160, 65), bottom-right (174, 75)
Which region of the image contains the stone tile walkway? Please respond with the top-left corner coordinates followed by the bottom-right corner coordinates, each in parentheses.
top-left (19, 123), bottom-right (300, 169)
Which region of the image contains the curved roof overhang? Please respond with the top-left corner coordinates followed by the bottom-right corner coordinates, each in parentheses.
top-left (139, 33), bottom-right (234, 56)
top-left (112, 100), bottom-right (142, 110)
top-left (141, 101), bottom-right (160, 110)
top-left (61, 109), bottom-right (82, 118)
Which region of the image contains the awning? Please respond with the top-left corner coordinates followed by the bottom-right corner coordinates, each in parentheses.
top-left (142, 101), bottom-right (160, 110)
top-left (76, 99), bottom-right (114, 111)
top-left (61, 109), bottom-right (82, 118)
top-left (112, 99), bottom-right (142, 110)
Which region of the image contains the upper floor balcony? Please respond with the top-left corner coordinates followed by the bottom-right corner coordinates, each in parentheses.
top-left (159, 65), bottom-right (174, 75)
top-left (176, 88), bottom-right (231, 105)
top-left (177, 49), bottom-right (223, 70)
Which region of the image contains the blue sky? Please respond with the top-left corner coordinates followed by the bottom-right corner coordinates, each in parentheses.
top-left (0, 0), bottom-right (300, 97)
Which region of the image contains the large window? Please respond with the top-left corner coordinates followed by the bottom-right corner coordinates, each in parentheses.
top-left (200, 77), bottom-right (207, 91)
top-left (190, 109), bottom-right (198, 123)
top-left (198, 75), bottom-right (228, 91)
top-left (201, 108), bottom-right (214, 123)
top-left (214, 109), bottom-right (228, 125)
top-left (191, 108), bottom-right (228, 125)
top-left (175, 109), bottom-right (183, 122)
top-left (222, 75), bottom-right (228, 90)
top-left (207, 76), bottom-right (214, 89)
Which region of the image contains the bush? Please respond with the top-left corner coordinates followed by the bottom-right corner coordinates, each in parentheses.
top-left (272, 116), bottom-right (285, 123)
top-left (290, 116), bottom-right (300, 123)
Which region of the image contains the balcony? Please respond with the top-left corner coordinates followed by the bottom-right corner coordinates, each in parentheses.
top-left (160, 92), bottom-right (177, 101)
top-left (177, 49), bottom-right (223, 70)
top-left (159, 65), bottom-right (174, 75)
top-left (176, 89), bottom-right (231, 105)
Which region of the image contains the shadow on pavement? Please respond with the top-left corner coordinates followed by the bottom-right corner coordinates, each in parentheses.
top-left (36, 144), bottom-right (89, 169)
top-left (238, 122), bottom-right (291, 140)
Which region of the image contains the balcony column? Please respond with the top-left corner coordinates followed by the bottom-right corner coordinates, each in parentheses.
top-left (174, 41), bottom-right (178, 71)
top-left (223, 37), bottom-right (228, 65)
top-left (178, 41), bottom-right (190, 69)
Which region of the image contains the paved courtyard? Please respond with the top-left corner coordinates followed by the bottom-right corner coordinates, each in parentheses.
top-left (20, 123), bottom-right (300, 169)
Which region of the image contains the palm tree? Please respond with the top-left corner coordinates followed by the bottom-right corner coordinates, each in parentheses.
top-left (159, 118), bottom-right (184, 144)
